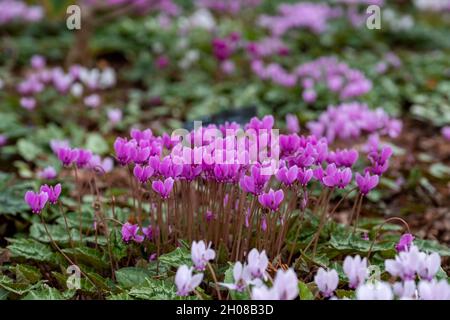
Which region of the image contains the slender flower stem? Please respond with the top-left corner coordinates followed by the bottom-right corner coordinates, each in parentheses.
top-left (40, 214), bottom-right (96, 288)
top-left (366, 217), bottom-right (411, 260)
top-left (207, 262), bottom-right (222, 300)
top-left (73, 165), bottom-right (83, 241)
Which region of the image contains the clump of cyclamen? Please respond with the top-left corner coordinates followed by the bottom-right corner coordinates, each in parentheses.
top-left (307, 102), bottom-right (402, 143)
top-left (258, 2), bottom-right (341, 35)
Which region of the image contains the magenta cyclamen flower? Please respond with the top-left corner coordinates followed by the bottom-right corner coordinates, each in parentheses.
top-left (286, 113), bottom-right (300, 134)
top-left (114, 137), bottom-right (137, 166)
top-left (133, 164), bottom-right (154, 184)
top-left (57, 147), bottom-right (78, 166)
top-left (395, 233), bottom-right (414, 252)
top-left (442, 126), bottom-right (450, 141)
top-left (328, 149), bottom-right (359, 168)
top-left (121, 222), bottom-right (144, 243)
top-left (37, 166), bottom-right (57, 180)
top-left (314, 268), bottom-right (339, 298)
top-left (40, 184), bottom-right (61, 204)
top-left (258, 189), bottom-right (284, 212)
top-left (24, 191), bottom-right (48, 214)
top-left (152, 177), bottom-right (174, 199)
top-left (191, 240), bottom-right (216, 271)
top-left (75, 149), bottom-right (92, 168)
top-left (175, 265), bottom-right (203, 296)
top-left (297, 168), bottom-right (313, 186)
top-left (142, 225), bottom-right (153, 240)
top-left (322, 164), bottom-right (352, 189)
top-left (356, 171), bottom-right (379, 195)
top-left (276, 165), bottom-right (298, 186)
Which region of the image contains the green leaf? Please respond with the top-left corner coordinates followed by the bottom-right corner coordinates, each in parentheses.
top-left (85, 133), bottom-right (109, 155)
top-left (7, 238), bottom-right (57, 263)
top-left (415, 239), bottom-right (450, 256)
top-left (330, 233), bottom-right (394, 254)
top-left (22, 284), bottom-right (75, 300)
top-left (115, 267), bottom-right (152, 289)
top-left (298, 281), bottom-right (314, 300)
top-left (0, 275), bottom-right (45, 295)
top-left (62, 247), bottom-right (109, 269)
top-left (128, 278), bottom-right (178, 300)
top-left (16, 139), bottom-right (43, 161)
top-left (158, 247), bottom-right (192, 269)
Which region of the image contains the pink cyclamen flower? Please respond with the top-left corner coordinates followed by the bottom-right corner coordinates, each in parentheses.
top-left (114, 137), bottom-right (137, 166)
top-left (356, 171), bottom-right (379, 195)
top-left (395, 233), bottom-right (414, 252)
top-left (393, 280), bottom-right (416, 299)
top-left (329, 149), bottom-right (359, 168)
top-left (276, 165), bottom-right (298, 186)
top-left (297, 168), bottom-right (313, 186)
top-left (84, 94), bottom-right (101, 108)
top-left (419, 252), bottom-right (441, 281)
top-left (343, 255), bottom-right (368, 289)
top-left (356, 282), bottom-right (393, 300)
top-left (142, 225), bottom-right (153, 240)
top-left (133, 164), bottom-right (154, 184)
top-left (121, 222), bottom-right (144, 243)
top-left (322, 164), bottom-right (352, 189)
top-left (314, 268), bottom-right (339, 297)
top-left (258, 189), bottom-right (284, 212)
top-left (221, 262), bottom-right (255, 292)
top-left (384, 245), bottom-right (425, 281)
top-left (20, 97), bottom-right (36, 110)
top-left (40, 184), bottom-right (61, 204)
top-left (247, 248), bottom-right (269, 279)
top-left (75, 148), bottom-right (92, 168)
top-left (175, 265), bottom-right (203, 296)
top-left (37, 166), bottom-right (57, 180)
top-left (0, 134), bottom-right (7, 147)
top-left (191, 240), bottom-right (216, 271)
top-left (442, 126), bottom-right (450, 141)
top-left (31, 55), bottom-right (46, 69)
top-left (302, 89), bottom-right (317, 104)
top-left (286, 113), bottom-right (300, 134)
top-left (418, 280), bottom-right (450, 300)
top-left (24, 191), bottom-right (48, 214)
top-left (252, 268), bottom-right (298, 300)
top-left (57, 147), bottom-right (79, 166)
top-left (107, 108), bottom-right (122, 125)
top-left (152, 177), bottom-right (174, 199)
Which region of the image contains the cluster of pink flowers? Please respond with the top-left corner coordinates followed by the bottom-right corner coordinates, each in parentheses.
top-left (84, 0), bottom-right (180, 16)
top-left (296, 57), bottom-right (372, 101)
top-left (110, 115), bottom-right (392, 228)
top-left (307, 102), bottom-right (402, 143)
top-left (0, 0), bottom-right (43, 25)
top-left (251, 56), bottom-right (373, 101)
top-left (246, 37), bottom-right (289, 59)
top-left (52, 140), bottom-right (113, 173)
top-left (17, 56), bottom-right (116, 111)
top-left (196, 0), bottom-right (261, 15)
top-left (24, 183), bottom-right (61, 214)
top-left (258, 2), bottom-right (342, 36)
